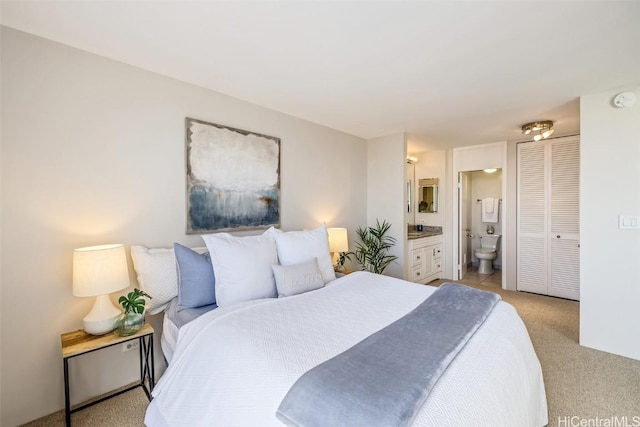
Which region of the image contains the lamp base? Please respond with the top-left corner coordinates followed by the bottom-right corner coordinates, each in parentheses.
top-left (83, 294), bottom-right (122, 335)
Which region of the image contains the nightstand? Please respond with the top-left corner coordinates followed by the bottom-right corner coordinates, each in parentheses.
top-left (335, 270), bottom-right (353, 278)
top-left (60, 323), bottom-right (154, 427)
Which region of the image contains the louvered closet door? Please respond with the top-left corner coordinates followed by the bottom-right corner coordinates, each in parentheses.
top-left (549, 138), bottom-right (580, 300)
top-left (517, 141), bottom-right (547, 295)
top-left (517, 136), bottom-right (580, 300)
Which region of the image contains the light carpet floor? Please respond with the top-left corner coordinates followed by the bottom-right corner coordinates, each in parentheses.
top-left (24, 279), bottom-right (640, 427)
top-left (450, 279), bottom-right (640, 426)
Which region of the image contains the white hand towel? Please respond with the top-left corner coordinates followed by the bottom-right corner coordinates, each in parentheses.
top-left (484, 197), bottom-right (495, 213)
top-left (482, 198), bottom-right (499, 223)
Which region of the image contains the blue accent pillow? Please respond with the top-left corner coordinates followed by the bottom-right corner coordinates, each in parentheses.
top-left (174, 243), bottom-right (216, 311)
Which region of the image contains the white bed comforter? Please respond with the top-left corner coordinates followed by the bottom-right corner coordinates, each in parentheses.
top-left (146, 272), bottom-right (548, 427)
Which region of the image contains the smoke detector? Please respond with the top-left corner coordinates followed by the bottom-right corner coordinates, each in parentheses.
top-left (613, 92), bottom-right (637, 108)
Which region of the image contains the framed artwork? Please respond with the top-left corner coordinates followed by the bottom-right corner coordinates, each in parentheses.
top-left (185, 117), bottom-right (280, 233)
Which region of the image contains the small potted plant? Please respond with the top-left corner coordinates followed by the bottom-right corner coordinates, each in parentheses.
top-left (335, 251), bottom-right (352, 273)
top-left (114, 288), bottom-right (152, 337)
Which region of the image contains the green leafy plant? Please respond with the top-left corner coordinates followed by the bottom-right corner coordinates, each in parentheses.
top-left (350, 219), bottom-right (398, 274)
top-left (118, 288), bottom-right (152, 315)
top-left (337, 251), bottom-right (352, 268)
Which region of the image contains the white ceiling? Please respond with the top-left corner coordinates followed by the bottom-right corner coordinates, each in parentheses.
top-left (2, 1), bottom-right (639, 152)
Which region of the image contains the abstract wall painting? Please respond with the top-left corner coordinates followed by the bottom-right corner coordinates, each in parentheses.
top-left (185, 118), bottom-right (280, 233)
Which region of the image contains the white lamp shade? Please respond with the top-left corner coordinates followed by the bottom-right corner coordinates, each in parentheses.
top-left (327, 228), bottom-right (349, 253)
top-left (73, 244), bottom-right (130, 297)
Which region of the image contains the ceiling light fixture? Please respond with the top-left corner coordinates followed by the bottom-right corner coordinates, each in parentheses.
top-left (483, 168), bottom-right (497, 174)
top-left (521, 120), bottom-right (554, 141)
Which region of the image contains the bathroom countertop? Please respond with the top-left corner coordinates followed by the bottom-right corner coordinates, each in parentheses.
top-left (407, 231), bottom-right (442, 240)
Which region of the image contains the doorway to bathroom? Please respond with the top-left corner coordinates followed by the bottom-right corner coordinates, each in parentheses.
top-left (458, 169), bottom-right (503, 282)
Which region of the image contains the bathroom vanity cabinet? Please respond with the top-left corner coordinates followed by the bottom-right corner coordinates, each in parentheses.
top-left (408, 234), bottom-right (443, 284)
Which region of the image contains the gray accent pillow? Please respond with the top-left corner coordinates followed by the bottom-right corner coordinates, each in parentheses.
top-left (272, 258), bottom-right (324, 298)
top-left (174, 243), bottom-right (216, 311)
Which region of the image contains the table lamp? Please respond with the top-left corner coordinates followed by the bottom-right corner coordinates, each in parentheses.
top-left (72, 244), bottom-right (130, 335)
top-left (327, 228), bottom-right (349, 271)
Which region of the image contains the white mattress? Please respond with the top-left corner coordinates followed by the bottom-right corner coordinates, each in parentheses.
top-left (160, 299), bottom-right (263, 365)
top-left (160, 308), bottom-right (179, 364)
top-left (147, 272), bottom-right (547, 426)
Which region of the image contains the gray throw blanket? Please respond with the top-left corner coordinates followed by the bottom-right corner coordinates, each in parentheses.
top-left (276, 283), bottom-right (501, 427)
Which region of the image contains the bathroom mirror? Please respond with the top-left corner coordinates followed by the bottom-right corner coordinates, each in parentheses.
top-left (418, 178), bottom-right (439, 213)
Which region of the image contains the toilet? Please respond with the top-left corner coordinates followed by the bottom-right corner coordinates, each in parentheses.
top-left (475, 234), bottom-right (501, 275)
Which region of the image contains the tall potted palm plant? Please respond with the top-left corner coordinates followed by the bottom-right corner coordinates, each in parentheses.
top-left (351, 219), bottom-right (398, 274)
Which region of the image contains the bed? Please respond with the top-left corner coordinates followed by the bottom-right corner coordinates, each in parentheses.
top-left (133, 226), bottom-right (547, 426)
top-left (161, 297), bottom-right (217, 363)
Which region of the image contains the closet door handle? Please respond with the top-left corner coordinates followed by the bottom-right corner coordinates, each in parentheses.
top-left (556, 235), bottom-right (561, 239)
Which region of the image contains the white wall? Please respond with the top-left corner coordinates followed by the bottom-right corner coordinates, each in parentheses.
top-left (410, 149), bottom-right (451, 278)
top-left (405, 162), bottom-right (416, 226)
top-left (367, 133), bottom-right (406, 279)
top-left (580, 87), bottom-right (640, 361)
top-left (412, 150), bottom-right (448, 228)
top-left (0, 27), bottom-right (367, 426)
top-left (505, 141), bottom-right (518, 291)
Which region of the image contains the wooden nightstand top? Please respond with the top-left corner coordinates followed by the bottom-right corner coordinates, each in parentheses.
top-left (61, 323), bottom-right (154, 358)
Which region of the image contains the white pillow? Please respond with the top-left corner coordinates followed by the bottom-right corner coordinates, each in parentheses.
top-left (202, 229), bottom-right (279, 307)
top-left (274, 223), bottom-right (336, 283)
top-left (272, 258), bottom-right (324, 298)
top-left (130, 245), bottom-right (207, 314)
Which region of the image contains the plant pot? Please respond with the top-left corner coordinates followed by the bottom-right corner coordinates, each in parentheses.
top-left (114, 312), bottom-right (144, 337)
